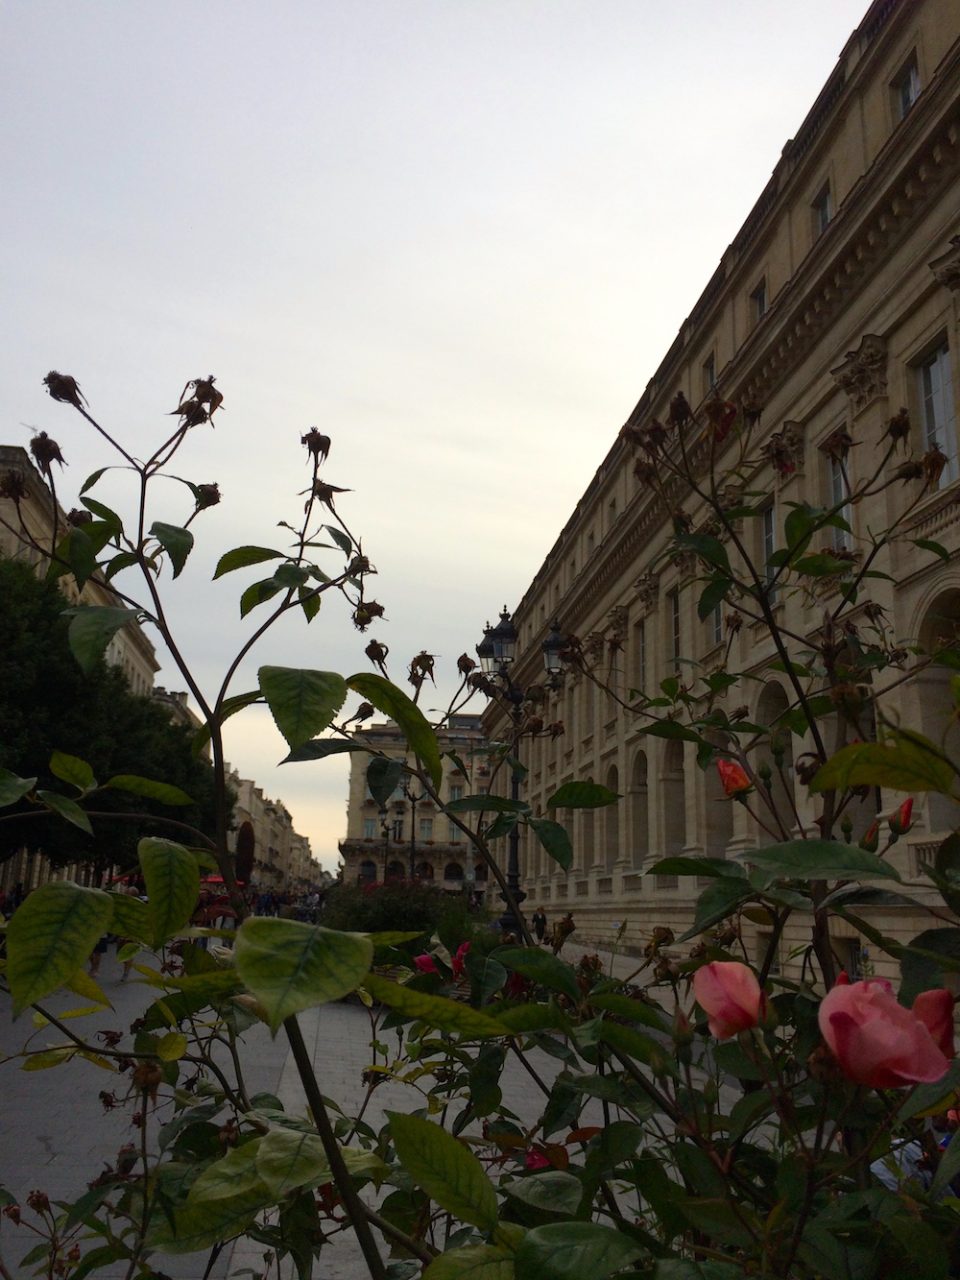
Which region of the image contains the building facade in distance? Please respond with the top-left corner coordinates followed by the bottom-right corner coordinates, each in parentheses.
top-left (339, 714), bottom-right (491, 897)
top-left (482, 0), bottom-right (960, 979)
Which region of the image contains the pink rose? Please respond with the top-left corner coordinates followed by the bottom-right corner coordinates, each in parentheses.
top-left (818, 978), bottom-right (953, 1088)
top-left (451, 941), bottom-right (471, 979)
top-left (413, 954), bottom-right (439, 975)
top-left (693, 961), bottom-right (764, 1039)
top-left (524, 1148), bottom-right (550, 1170)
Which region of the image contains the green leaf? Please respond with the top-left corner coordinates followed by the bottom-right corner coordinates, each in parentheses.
top-left (513, 1222), bottom-right (641, 1280)
top-left (913, 538), bottom-right (950, 562)
top-left (587, 992), bottom-right (668, 1032)
top-left (281, 738), bottom-right (367, 764)
top-left (388, 1112), bottom-right (498, 1232)
top-left (347, 673), bottom-right (443, 789)
top-left (424, 1246), bottom-right (515, 1280)
top-left (447, 795), bottom-right (529, 814)
top-left (675, 877), bottom-right (752, 941)
top-left (363, 973), bottom-right (507, 1037)
top-left (36, 790), bottom-right (93, 835)
top-left (528, 818), bottom-right (573, 870)
top-left (812, 735), bottom-right (957, 796)
top-left (0, 768), bottom-right (37, 807)
top-left (50, 526), bottom-right (98, 590)
top-left (504, 1170), bottom-right (583, 1216)
top-left (239, 576), bottom-right (284, 617)
top-left (697, 577), bottom-right (732, 621)
top-left (157, 1031), bottom-right (188, 1061)
top-left (324, 524), bottom-right (354, 555)
top-left (748, 838), bottom-right (901, 884)
top-left (546, 782), bottom-right (620, 810)
top-left (256, 1128), bottom-right (329, 1196)
top-left (109, 892), bottom-right (152, 943)
top-left (495, 947), bottom-right (581, 1002)
top-left (675, 533), bottom-right (731, 575)
top-left (597, 1021), bottom-right (671, 1072)
top-left (148, 1183), bottom-right (269, 1253)
top-left (234, 918), bottom-right (373, 1034)
top-left (367, 757), bottom-right (403, 806)
top-left (104, 550), bottom-right (139, 580)
top-left (191, 690), bottom-right (261, 757)
top-left (298, 583), bottom-right (321, 621)
top-left (80, 466), bottom-right (110, 496)
top-left (213, 545), bottom-right (285, 579)
top-left (138, 837), bottom-right (201, 946)
top-left (150, 521), bottom-right (194, 578)
top-left (6, 882), bottom-right (113, 1015)
top-left (102, 773), bottom-right (193, 805)
top-left (899, 928), bottom-right (960, 1003)
top-left (641, 719), bottom-right (705, 744)
top-left (259, 667), bottom-right (347, 750)
top-left (49, 750), bottom-right (96, 793)
top-left (646, 856), bottom-right (745, 880)
top-left (64, 605), bottom-right (141, 674)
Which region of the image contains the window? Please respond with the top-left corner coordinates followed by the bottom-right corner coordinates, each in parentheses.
top-left (709, 602), bottom-right (723, 649)
top-left (419, 818), bottom-right (433, 840)
top-left (918, 343), bottom-right (958, 487)
top-left (702, 354), bottom-right (716, 395)
top-left (448, 821), bottom-right (462, 843)
top-left (667, 589), bottom-right (681, 668)
top-left (450, 784), bottom-right (463, 803)
top-left (829, 455), bottom-right (852, 549)
top-left (893, 56), bottom-right (920, 120)
top-left (750, 278), bottom-right (767, 323)
top-left (362, 818), bottom-right (376, 838)
top-left (633, 619), bottom-right (646, 693)
top-left (761, 503), bottom-right (778, 601)
top-left (812, 184), bottom-right (832, 238)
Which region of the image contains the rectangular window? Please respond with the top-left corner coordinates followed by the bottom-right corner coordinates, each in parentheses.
top-left (450, 784), bottom-right (463, 803)
top-left (829, 455), bottom-right (852, 549)
top-left (750, 278), bottom-right (767, 323)
top-left (710, 602), bottom-right (723, 649)
top-left (812, 184), bottom-right (832, 238)
top-left (893, 56), bottom-right (920, 120)
top-left (633, 619), bottom-right (646, 693)
top-left (419, 818), bottom-right (433, 840)
top-left (448, 821), bottom-right (461, 843)
top-left (761, 504), bottom-right (778, 601)
top-left (702, 354), bottom-right (716, 395)
top-left (668, 589), bottom-right (681, 667)
top-left (918, 343), bottom-right (958, 487)
top-left (362, 818), bottom-right (376, 838)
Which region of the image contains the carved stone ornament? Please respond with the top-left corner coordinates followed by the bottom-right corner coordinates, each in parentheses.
top-left (830, 334), bottom-right (888, 413)
top-left (634, 572), bottom-right (659, 613)
top-left (929, 235), bottom-right (960, 292)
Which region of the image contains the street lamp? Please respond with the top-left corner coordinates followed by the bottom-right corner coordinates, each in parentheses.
top-left (400, 779), bottom-right (426, 879)
top-left (475, 608), bottom-right (567, 938)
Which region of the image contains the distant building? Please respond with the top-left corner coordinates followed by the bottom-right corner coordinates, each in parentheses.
top-left (227, 768), bottom-right (321, 892)
top-left (481, 0), bottom-right (960, 979)
top-left (339, 714), bottom-right (491, 895)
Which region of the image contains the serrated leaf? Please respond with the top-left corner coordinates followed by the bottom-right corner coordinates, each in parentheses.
top-left (812, 735), bottom-right (957, 796)
top-left (64, 605), bottom-right (141, 675)
top-left (259, 666), bottom-right (347, 750)
top-left (388, 1112), bottom-right (498, 1231)
top-left (528, 818), bottom-right (573, 870)
top-left (748, 838), bottom-right (901, 884)
top-left (49, 750), bottom-right (96, 793)
top-left (239, 576), bottom-right (284, 618)
top-left (447, 795), bottom-right (529, 815)
top-left (234, 918), bottom-right (373, 1034)
top-left (546, 782), bottom-right (619, 810)
top-left (647, 856), bottom-right (745, 880)
top-left (138, 837), bottom-right (201, 946)
top-left (6, 882), bottom-right (113, 1015)
top-left (495, 947), bottom-right (581, 1002)
top-left (36, 790), bottom-right (93, 834)
top-left (367, 757), bottom-right (403, 806)
top-left (213, 545), bottom-right (285, 579)
top-left (298, 583), bottom-right (321, 621)
top-left (697, 577), bottom-right (732, 621)
top-left (347, 673), bottom-right (442, 789)
top-left (80, 466), bottom-right (109, 496)
top-left (363, 973), bottom-right (507, 1037)
top-left (0, 768), bottom-right (37, 807)
top-left (281, 738), bottom-right (367, 764)
top-left (324, 524), bottom-right (354, 555)
top-left (150, 521), bottom-right (194, 578)
top-left (513, 1222), bottom-right (642, 1280)
top-left (104, 774), bottom-right (193, 805)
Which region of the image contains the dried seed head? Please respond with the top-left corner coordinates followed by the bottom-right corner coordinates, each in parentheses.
top-left (301, 427), bottom-right (331, 463)
top-left (29, 431), bottom-right (66, 477)
top-left (194, 482), bottom-right (221, 510)
top-left (43, 371), bottom-right (86, 408)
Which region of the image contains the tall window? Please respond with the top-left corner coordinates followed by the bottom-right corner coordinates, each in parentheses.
top-left (709, 602), bottom-right (723, 649)
top-left (633, 619), bottom-right (646, 694)
top-left (450, 784), bottom-right (463, 803)
top-left (750, 278), bottom-right (767, 323)
top-left (761, 504), bottom-right (778, 601)
top-left (362, 818), bottom-right (376, 838)
top-left (918, 343), bottom-right (958, 487)
top-left (893, 56), bottom-right (920, 120)
top-left (702, 354), bottom-right (716, 395)
top-left (812, 183), bottom-right (832, 238)
top-left (668, 589), bottom-right (681, 668)
top-left (829, 455), bottom-right (852, 549)
top-left (419, 818), bottom-right (433, 840)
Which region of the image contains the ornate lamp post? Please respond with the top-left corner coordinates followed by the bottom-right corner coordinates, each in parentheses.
top-left (476, 609), bottom-right (566, 937)
top-left (400, 780), bottom-right (426, 879)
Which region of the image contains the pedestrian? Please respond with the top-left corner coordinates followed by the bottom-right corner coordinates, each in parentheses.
top-left (532, 906), bottom-right (548, 944)
top-left (89, 934), bottom-right (109, 976)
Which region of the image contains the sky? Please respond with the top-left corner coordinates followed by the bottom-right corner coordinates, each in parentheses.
top-left (1, 0), bottom-right (871, 871)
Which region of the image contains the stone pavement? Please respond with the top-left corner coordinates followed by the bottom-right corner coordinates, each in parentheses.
top-left (0, 947), bottom-right (610, 1280)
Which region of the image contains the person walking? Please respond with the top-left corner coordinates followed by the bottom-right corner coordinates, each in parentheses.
top-left (531, 907), bottom-right (548, 944)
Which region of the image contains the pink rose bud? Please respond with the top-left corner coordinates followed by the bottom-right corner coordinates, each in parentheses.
top-left (451, 941), bottom-right (471, 979)
top-left (890, 797), bottom-right (914, 836)
top-left (413, 954), bottom-right (439, 975)
top-left (524, 1148), bottom-right (551, 1170)
top-left (818, 977), bottom-right (952, 1088)
top-left (858, 821), bottom-right (879, 852)
top-left (693, 961), bottom-right (764, 1039)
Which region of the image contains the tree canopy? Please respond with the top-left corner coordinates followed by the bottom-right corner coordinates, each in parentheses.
top-left (0, 555), bottom-right (227, 869)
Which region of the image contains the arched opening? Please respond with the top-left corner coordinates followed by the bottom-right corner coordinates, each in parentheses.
top-left (444, 862), bottom-right (464, 882)
top-left (604, 765), bottom-right (620, 868)
top-left (658, 741), bottom-right (685, 888)
top-left (473, 862), bottom-right (488, 882)
top-left (704, 757), bottom-right (733, 860)
top-left (630, 751), bottom-right (649, 868)
top-left (415, 861), bottom-right (434, 880)
top-left (918, 590), bottom-right (960, 834)
top-left (580, 809), bottom-right (595, 871)
top-left (358, 860), bottom-right (377, 886)
top-left (754, 683), bottom-right (797, 839)
top-left (385, 861), bottom-right (406, 881)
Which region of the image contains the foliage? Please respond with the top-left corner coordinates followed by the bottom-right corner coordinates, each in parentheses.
top-left (2, 376), bottom-right (960, 1279)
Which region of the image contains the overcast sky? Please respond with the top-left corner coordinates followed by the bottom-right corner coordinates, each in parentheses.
top-left (1, 1), bottom-right (869, 871)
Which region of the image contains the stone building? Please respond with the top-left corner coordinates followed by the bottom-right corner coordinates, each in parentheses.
top-left (481, 0), bottom-right (960, 978)
top-left (227, 770), bottom-right (320, 892)
top-left (339, 714), bottom-right (491, 896)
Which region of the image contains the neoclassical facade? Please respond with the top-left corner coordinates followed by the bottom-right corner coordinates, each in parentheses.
top-left (339, 715), bottom-right (492, 897)
top-left (482, 0), bottom-right (960, 978)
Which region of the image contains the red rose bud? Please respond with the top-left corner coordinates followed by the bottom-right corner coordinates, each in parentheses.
top-left (890, 798), bottom-right (914, 836)
top-left (717, 759), bottom-right (751, 798)
top-left (858, 821), bottom-right (879, 852)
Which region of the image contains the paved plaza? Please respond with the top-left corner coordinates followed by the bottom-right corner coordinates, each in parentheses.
top-left (0, 943), bottom-right (623, 1279)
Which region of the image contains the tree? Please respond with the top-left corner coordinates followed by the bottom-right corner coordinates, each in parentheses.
top-left (0, 555), bottom-right (225, 870)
